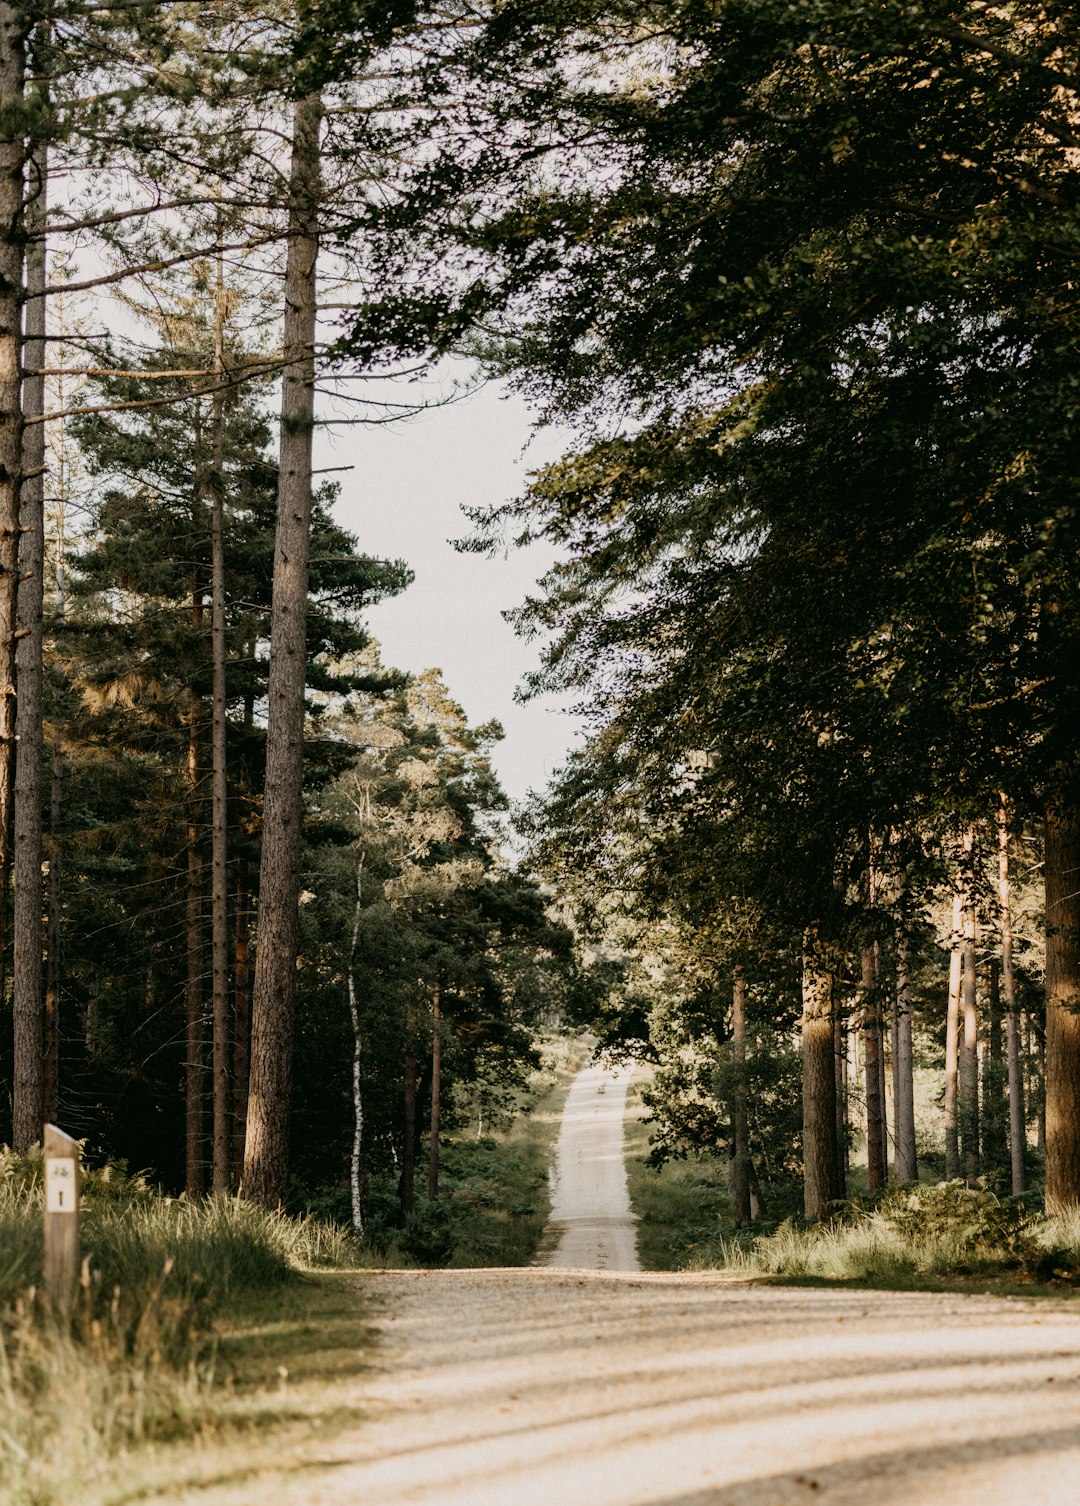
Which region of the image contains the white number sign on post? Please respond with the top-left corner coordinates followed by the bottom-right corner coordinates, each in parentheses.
top-left (44, 1124), bottom-right (81, 1308)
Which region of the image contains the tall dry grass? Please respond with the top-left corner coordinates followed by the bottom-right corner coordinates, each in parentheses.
top-left (715, 1183), bottom-right (1080, 1284)
top-left (0, 1149), bottom-right (359, 1505)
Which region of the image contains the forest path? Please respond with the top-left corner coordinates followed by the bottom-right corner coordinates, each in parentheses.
top-left (147, 1272), bottom-right (1080, 1506)
top-left (543, 1055), bottom-right (639, 1271)
top-left (136, 1062), bottom-right (1080, 1506)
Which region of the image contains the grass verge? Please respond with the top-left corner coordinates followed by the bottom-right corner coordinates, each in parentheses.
top-left (0, 1152), bottom-right (371, 1506)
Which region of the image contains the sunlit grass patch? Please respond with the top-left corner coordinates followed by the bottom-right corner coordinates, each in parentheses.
top-left (0, 1152), bottom-right (369, 1505)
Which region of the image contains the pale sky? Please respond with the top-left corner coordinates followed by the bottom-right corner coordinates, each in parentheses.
top-left (315, 376), bottom-right (585, 808)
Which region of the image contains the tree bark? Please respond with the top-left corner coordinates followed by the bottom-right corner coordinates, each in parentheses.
top-left (833, 1001), bottom-right (847, 1198)
top-left (944, 886), bottom-right (963, 1180)
top-left (347, 854), bottom-right (364, 1233)
top-left (998, 793), bottom-right (1025, 1194)
top-left (12, 138), bottom-right (45, 1150)
top-left (894, 925), bottom-right (918, 1182)
top-left (959, 828), bottom-right (979, 1187)
top-left (1044, 788), bottom-right (1080, 1212)
top-left (243, 92), bottom-right (321, 1205)
top-left (801, 938), bottom-right (839, 1219)
top-left (231, 672), bottom-right (254, 1182)
top-left (185, 582), bottom-right (205, 1198)
top-left (209, 264), bottom-right (230, 1193)
top-left (401, 998), bottom-right (417, 1216)
top-left (732, 968), bottom-right (751, 1223)
top-left (862, 946), bottom-right (886, 1191)
top-left (43, 737), bottom-right (61, 1125)
top-left (427, 982), bottom-right (442, 1202)
top-left (984, 957), bottom-right (1007, 1172)
top-left (231, 858), bottom-right (250, 1180)
top-left (1, 5), bottom-right (27, 1148)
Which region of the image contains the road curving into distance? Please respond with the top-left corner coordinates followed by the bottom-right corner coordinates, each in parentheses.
top-left (138, 1055), bottom-right (1080, 1506)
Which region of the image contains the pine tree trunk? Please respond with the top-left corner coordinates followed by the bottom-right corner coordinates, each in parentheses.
top-left (243, 91), bottom-right (322, 1206)
top-left (944, 887), bottom-right (963, 1180)
top-left (959, 830), bottom-right (979, 1187)
top-left (732, 968), bottom-right (751, 1223)
top-left (984, 958), bottom-right (1007, 1171)
top-left (998, 793), bottom-right (1025, 1194)
top-left (862, 946), bottom-right (886, 1191)
top-left (231, 858), bottom-right (250, 1180)
top-left (1044, 787), bottom-right (1080, 1211)
top-left (401, 998), bottom-right (417, 1217)
top-left (801, 938), bottom-right (839, 1219)
top-left (427, 983), bottom-right (442, 1203)
top-left (43, 739), bottom-right (61, 1124)
top-left (209, 276), bottom-right (230, 1194)
top-left (1, 8), bottom-right (27, 1148)
top-left (185, 607), bottom-right (205, 1198)
top-left (894, 925), bottom-right (918, 1182)
top-left (347, 855), bottom-right (364, 1233)
top-left (834, 1003), bottom-right (847, 1198)
top-left (12, 140), bottom-right (45, 1150)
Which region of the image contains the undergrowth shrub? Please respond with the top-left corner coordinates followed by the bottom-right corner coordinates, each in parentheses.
top-left (720, 1182), bottom-right (1080, 1282)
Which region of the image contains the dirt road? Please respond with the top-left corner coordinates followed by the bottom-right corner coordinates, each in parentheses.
top-left (142, 1058), bottom-right (1080, 1506)
top-left (545, 1057), bottom-right (638, 1271)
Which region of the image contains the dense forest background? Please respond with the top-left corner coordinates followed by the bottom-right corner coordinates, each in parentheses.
top-left (2, 0), bottom-right (1080, 1231)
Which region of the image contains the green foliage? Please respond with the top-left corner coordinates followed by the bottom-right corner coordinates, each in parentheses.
top-left (721, 1183), bottom-right (1080, 1284)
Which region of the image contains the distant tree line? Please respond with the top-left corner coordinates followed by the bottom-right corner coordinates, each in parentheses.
top-left (4, 2), bottom-right (1080, 1221)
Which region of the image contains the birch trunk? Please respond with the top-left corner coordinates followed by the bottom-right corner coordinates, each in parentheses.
top-left (801, 939), bottom-right (839, 1219)
top-left (732, 968), bottom-right (751, 1223)
top-left (894, 926), bottom-right (918, 1182)
top-left (1044, 787), bottom-right (1080, 1211)
top-left (12, 139), bottom-right (45, 1151)
top-left (244, 91), bottom-right (321, 1205)
top-left (998, 794), bottom-right (1025, 1194)
top-left (1, 6), bottom-right (27, 1147)
top-left (209, 269), bottom-right (230, 1193)
top-left (944, 887), bottom-right (963, 1180)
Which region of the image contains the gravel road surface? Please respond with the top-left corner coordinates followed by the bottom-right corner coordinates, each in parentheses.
top-left (146, 1058), bottom-right (1080, 1506)
top-left (545, 1057), bottom-right (639, 1271)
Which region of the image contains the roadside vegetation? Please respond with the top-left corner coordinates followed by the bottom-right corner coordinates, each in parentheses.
top-left (625, 1069), bottom-right (1080, 1291)
top-left (0, 1152), bottom-right (368, 1506)
top-left (1, 1039), bottom-right (578, 1503)
top-left (347, 1031), bottom-right (584, 1269)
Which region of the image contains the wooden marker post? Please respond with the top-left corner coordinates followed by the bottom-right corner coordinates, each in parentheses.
top-left (44, 1124), bottom-right (81, 1308)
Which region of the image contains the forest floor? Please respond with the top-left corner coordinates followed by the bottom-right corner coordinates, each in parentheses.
top-left (104, 1060), bottom-right (1080, 1506)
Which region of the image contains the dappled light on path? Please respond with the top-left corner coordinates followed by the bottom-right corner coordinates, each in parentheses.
top-left (144, 1271), bottom-right (1080, 1506)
